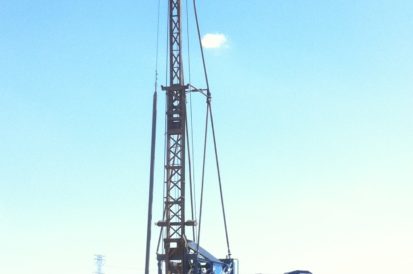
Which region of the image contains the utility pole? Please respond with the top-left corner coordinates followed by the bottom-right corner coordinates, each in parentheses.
top-left (95, 255), bottom-right (104, 274)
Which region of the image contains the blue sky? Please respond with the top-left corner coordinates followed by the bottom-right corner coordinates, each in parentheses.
top-left (1, 1), bottom-right (412, 274)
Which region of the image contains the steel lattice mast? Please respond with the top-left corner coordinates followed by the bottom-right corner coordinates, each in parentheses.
top-left (147, 1), bottom-right (236, 273)
top-left (157, 0), bottom-right (193, 273)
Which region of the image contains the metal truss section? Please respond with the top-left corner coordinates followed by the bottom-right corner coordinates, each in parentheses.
top-left (169, 0), bottom-right (183, 85)
top-left (158, 0), bottom-right (188, 273)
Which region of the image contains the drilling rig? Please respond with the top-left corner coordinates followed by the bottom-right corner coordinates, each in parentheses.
top-left (145, 1), bottom-right (236, 274)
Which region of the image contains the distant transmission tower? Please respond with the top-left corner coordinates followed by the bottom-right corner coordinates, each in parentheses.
top-left (94, 255), bottom-right (105, 274)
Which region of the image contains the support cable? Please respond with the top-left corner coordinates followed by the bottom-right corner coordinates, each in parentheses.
top-left (185, 0), bottom-right (198, 242)
top-left (193, 0), bottom-right (210, 251)
top-left (156, 0), bottom-right (170, 257)
top-left (186, 119), bottom-right (196, 240)
top-left (193, 0), bottom-right (232, 258)
top-left (196, 105), bottom-right (209, 252)
top-left (209, 105), bottom-right (232, 257)
top-left (193, 0), bottom-right (211, 98)
top-left (185, 0), bottom-right (192, 83)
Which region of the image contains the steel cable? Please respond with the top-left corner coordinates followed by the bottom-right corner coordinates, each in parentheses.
top-left (196, 104), bottom-right (209, 253)
top-left (209, 104), bottom-right (232, 257)
top-left (193, 0), bottom-right (232, 257)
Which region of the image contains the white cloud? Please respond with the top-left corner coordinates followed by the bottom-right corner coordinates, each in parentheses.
top-left (201, 33), bottom-right (227, 49)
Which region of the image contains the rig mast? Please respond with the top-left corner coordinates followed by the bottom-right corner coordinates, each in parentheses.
top-left (157, 0), bottom-right (193, 273)
top-left (145, 1), bottom-right (235, 274)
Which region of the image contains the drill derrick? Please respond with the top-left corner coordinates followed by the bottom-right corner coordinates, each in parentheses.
top-left (157, 0), bottom-right (192, 273)
top-left (145, 1), bottom-right (236, 274)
